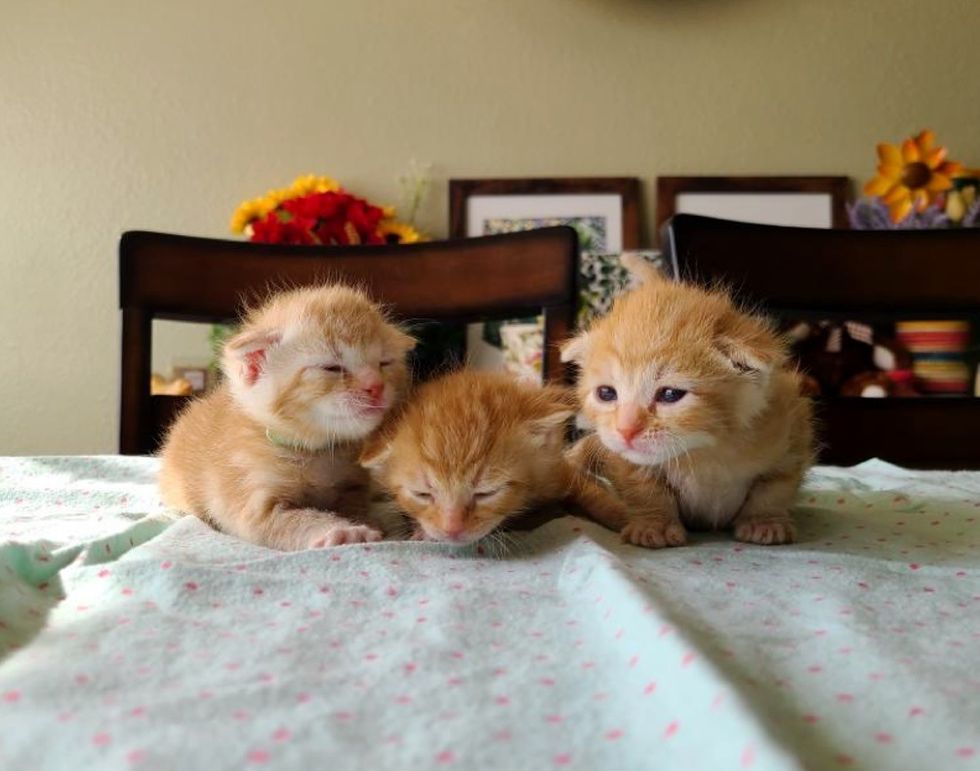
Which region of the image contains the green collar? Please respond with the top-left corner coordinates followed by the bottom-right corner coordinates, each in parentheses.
top-left (265, 427), bottom-right (332, 453)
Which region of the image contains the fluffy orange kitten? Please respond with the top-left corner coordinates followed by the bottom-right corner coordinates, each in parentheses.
top-left (562, 255), bottom-right (814, 548)
top-left (359, 370), bottom-right (624, 546)
top-left (158, 284), bottom-right (415, 550)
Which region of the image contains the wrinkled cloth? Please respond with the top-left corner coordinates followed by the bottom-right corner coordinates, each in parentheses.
top-left (0, 456), bottom-right (978, 771)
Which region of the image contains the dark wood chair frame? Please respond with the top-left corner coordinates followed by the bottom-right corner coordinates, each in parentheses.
top-left (662, 214), bottom-right (980, 469)
top-left (119, 227), bottom-right (579, 455)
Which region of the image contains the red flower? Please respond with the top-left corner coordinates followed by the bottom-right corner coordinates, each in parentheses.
top-left (250, 213), bottom-right (316, 245)
top-left (282, 192), bottom-right (342, 221)
top-left (246, 185), bottom-right (402, 247)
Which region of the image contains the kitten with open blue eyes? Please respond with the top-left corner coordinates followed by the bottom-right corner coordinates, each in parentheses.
top-left (158, 284), bottom-right (415, 551)
top-left (359, 370), bottom-right (627, 546)
top-left (561, 255), bottom-right (814, 548)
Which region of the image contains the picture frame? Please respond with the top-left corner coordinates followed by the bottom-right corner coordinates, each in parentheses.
top-left (449, 177), bottom-right (642, 250)
top-left (448, 177), bottom-right (643, 380)
top-left (655, 176), bottom-right (851, 237)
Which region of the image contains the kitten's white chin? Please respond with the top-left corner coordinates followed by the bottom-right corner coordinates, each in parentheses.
top-left (311, 403), bottom-right (386, 441)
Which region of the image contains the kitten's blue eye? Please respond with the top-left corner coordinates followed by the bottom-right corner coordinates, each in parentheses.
top-left (596, 385), bottom-right (618, 402)
top-left (655, 387), bottom-right (688, 404)
top-left (323, 364), bottom-right (345, 374)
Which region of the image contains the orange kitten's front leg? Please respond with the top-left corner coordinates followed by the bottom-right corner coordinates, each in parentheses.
top-left (261, 504), bottom-right (383, 551)
top-left (566, 474), bottom-right (630, 531)
top-left (564, 437), bottom-right (630, 531)
top-left (620, 492), bottom-right (687, 549)
top-left (731, 468), bottom-right (802, 545)
top-left (565, 436), bottom-right (686, 548)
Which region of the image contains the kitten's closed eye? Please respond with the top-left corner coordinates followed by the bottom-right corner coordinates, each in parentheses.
top-left (409, 490), bottom-right (433, 502)
top-left (379, 359), bottom-right (394, 368)
top-left (474, 487), bottom-right (503, 501)
top-left (323, 364), bottom-right (345, 374)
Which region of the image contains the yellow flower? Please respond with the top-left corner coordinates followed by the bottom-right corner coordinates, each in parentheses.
top-left (946, 182), bottom-right (978, 224)
top-left (863, 130), bottom-right (963, 223)
top-left (289, 173), bottom-right (340, 197)
top-left (264, 188), bottom-right (290, 207)
top-left (229, 196), bottom-right (278, 234)
top-left (313, 175), bottom-right (340, 194)
top-left (378, 220), bottom-right (424, 244)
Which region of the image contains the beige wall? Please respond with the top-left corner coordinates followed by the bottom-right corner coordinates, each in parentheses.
top-left (3, 0), bottom-right (979, 454)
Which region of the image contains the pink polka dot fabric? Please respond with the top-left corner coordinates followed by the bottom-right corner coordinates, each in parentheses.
top-left (0, 456), bottom-right (978, 770)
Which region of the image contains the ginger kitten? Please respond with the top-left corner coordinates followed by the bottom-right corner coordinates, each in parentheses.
top-left (360, 370), bottom-right (625, 546)
top-left (158, 284), bottom-right (415, 550)
top-left (562, 255), bottom-right (814, 548)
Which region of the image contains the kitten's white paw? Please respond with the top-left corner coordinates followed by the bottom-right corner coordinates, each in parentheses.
top-left (734, 517), bottom-right (795, 545)
top-left (621, 519), bottom-right (687, 549)
top-left (308, 522), bottom-right (383, 548)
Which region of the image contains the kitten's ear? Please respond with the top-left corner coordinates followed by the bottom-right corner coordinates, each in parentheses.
top-left (560, 332), bottom-right (590, 364)
top-left (526, 389), bottom-right (576, 445)
top-left (714, 316), bottom-right (783, 375)
top-left (387, 327), bottom-right (417, 355)
top-left (620, 252), bottom-right (665, 286)
top-left (527, 408), bottom-right (575, 445)
top-left (224, 328), bottom-right (281, 386)
top-left (359, 431), bottom-right (394, 470)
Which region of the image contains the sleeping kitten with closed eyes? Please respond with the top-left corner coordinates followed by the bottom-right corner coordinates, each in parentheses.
top-left (562, 255), bottom-right (814, 548)
top-left (158, 284), bottom-right (415, 551)
top-left (359, 370), bottom-right (626, 546)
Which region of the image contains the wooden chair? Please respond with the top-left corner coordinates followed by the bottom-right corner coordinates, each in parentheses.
top-left (661, 214), bottom-right (980, 469)
top-left (119, 227), bottom-right (579, 455)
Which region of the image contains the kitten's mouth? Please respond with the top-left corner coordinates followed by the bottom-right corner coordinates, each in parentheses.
top-left (603, 432), bottom-right (673, 464)
top-left (353, 402), bottom-right (387, 417)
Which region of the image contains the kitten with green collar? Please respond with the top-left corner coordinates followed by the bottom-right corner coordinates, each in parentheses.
top-left (159, 284), bottom-right (414, 550)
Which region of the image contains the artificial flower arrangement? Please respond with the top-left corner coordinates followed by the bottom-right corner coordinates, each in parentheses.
top-left (843, 130), bottom-right (978, 396)
top-left (230, 173), bottom-right (423, 245)
top-left (849, 130), bottom-right (979, 229)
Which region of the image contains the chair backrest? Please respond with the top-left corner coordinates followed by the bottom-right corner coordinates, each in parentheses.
top-left (119, 227), bottom-right (579, 454)
top-left (662, 214), bottom-right (980, 469)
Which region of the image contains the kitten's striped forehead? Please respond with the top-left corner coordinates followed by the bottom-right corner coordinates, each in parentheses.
top-left (386, 371), bottom-right (566, 487)
top-left (589, 282), bottom-right (739, 383)
top-left (251, 284), bottom-right (396, 351)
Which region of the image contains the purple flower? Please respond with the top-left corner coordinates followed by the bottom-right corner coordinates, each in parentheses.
top-left (847, 198), bottom-right (952, 230)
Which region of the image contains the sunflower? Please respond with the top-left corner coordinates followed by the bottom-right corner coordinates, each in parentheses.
top-left (378, 220), bottom-right (423, 244)
top-left (864, 130), bottom-right (963, 223)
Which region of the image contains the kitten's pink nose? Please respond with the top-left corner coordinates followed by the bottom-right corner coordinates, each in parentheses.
top-left (617, 424), bottom-right (643, 445)
top-left (441, 509), bottom-right (466, 541)
top-left (361, 380), bottom-right (384, 403)
top-left (616, 403), bottom-right (644, 446)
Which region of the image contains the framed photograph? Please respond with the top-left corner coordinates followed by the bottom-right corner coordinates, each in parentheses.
top-left (655, 176), bottom-right (851, 236)
top-left (449, 177), bottom-right (642, 250)
top-left (449, 177), bottom-right (642, 380)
